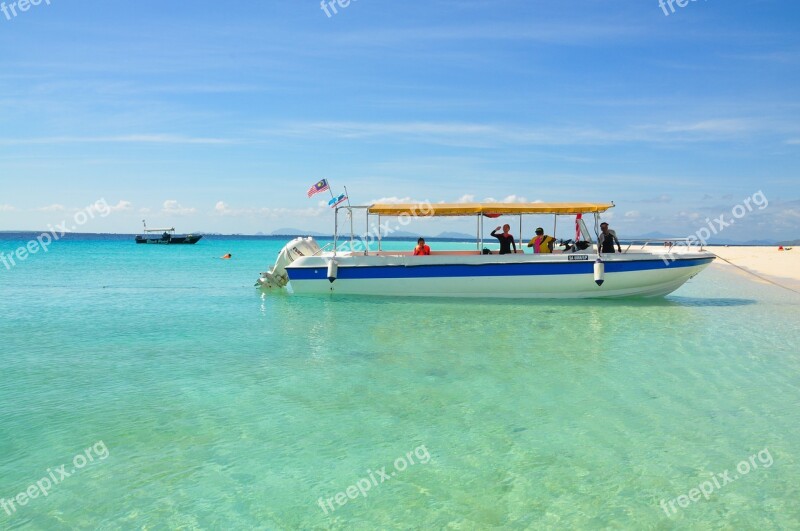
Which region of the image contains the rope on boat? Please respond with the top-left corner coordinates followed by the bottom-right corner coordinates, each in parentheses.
top-left (710, 252), bottom-right (800, 295)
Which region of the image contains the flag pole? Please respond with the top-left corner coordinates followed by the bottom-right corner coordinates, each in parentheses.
top-left (343, 186), bottom-right (352, 208)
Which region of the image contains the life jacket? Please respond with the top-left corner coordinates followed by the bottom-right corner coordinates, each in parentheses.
top-left (414, 245), bottom-right (431, 256)
top-left (532, 235), bottom-right (554, 254)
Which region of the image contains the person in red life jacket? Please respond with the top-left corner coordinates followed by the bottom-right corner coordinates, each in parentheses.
top-left (491, 225), bottom-right (517, 255)
top-left (413, 237), bottom-right (431, 255)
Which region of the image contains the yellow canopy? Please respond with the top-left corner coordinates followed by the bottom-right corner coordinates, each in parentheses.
top-left (367, 202), bottom-right (614, 217)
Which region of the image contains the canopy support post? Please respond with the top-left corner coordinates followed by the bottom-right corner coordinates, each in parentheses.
top-left (333, 207), bottom-right (339, 256)
top-left (554, 215), bottom-right (558, 242)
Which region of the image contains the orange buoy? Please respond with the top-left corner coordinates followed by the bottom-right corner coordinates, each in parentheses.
top-left (778, 246), bottom-right (784, 251)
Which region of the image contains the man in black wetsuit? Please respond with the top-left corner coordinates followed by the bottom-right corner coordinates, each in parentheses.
top-left (490, 224), bottom-right (517, 255)
top-left (598, 222), bottom-right (622, 253)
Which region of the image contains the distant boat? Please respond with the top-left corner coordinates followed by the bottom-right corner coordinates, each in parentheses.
top-left (135, 220), bottom-right (202, 245)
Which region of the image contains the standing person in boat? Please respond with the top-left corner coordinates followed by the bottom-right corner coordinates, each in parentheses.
top-left (491, 225), bottom-right (518, 255)
top-left (598, 222), bottom-right (622, 253)
top-left (413, 237), bottom-right (431, 256)
top-left (527, 227), bottom-right (554, 254)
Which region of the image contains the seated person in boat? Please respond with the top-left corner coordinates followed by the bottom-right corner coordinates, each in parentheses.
top-left (490, 225), bottom-right (517, 255)
top-left (527, 227), bottom-right (554, 254)
top-left (598, 222), bottom-right (622, 253)
top-left (413, 237), bottom-right (431, 255)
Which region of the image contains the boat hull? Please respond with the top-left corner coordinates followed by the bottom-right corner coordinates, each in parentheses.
top-left (135, 235), bottom-right (203, 244)
top-left (284, 253), bottom-right (714, 299)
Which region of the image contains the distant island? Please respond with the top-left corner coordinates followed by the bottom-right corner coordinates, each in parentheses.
top-left (269, 228), bottom-right (475, 240)
top-left (271, 228), bottom-right (331, 237)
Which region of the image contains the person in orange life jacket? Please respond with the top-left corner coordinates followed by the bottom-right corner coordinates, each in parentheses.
top-left (413, 237), bottom-right (431, 255)
top-left (598, 222), bottom-right (622, 253)
top-left (490, 225), bottom-right (517, 255)
top-left (527, 227), bottom-right (554, 253)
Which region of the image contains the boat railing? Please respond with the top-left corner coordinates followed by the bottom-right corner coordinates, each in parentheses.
top-left (624, 238), bottom-right (705, 253)
top-left (313, 242), bottom-right (336, 256)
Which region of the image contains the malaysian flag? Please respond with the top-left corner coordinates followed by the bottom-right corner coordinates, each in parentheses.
top-left (307, 179), bottom-right (329, 198)
top-left (575, 213), bottom-right (582, 241)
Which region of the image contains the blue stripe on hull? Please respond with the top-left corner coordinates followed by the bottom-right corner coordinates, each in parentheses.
top-left (287, 257), bottom-right (714, 281)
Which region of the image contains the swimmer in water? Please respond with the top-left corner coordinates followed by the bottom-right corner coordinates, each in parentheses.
top-left (221, 253), bottom-right (232, 259)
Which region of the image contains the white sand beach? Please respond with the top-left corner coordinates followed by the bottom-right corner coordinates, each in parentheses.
top-left (709, 246), bottom-right (800, 292)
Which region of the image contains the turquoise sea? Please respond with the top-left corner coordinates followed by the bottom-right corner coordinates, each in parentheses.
top-left (1, 234), bottom-right (799, 529)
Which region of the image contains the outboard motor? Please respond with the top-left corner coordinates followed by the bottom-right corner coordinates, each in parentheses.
top-left (256, 237), bottom-right (321, 289)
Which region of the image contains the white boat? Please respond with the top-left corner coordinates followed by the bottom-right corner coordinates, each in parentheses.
top-left (256, 202), bottom-right (715, 298)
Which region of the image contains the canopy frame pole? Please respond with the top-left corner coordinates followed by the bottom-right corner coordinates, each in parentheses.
top-left (365, 211), bottom-right (370, 254)
top-left (519, 215), bottom-right (523, 251)
top-left (594, 212), bottom-right (601, 254)
top-left (476, 215), bottom-right (480, 251)
top-left (333, 207), bottom-right (339, 256)
top-left (554, 215), bottom-right (558, 242)
top-left (378, 215), bottom-right (382, 251)
top-left (349, 207), bottom-right (355, 252)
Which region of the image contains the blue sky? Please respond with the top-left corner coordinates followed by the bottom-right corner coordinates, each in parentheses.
top-left (1, 0), bottom-right (799, 240)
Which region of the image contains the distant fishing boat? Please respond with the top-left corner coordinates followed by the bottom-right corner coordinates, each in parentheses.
top-left (135, 220), bottom-right (202, 245)
top-left (256, 201), bottom-right (715, 298)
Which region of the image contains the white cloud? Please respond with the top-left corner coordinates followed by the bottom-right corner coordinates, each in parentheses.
top-left (499, 195), bottom-right (528, 203)
top-left (482, 195), bottom-right (529, 203)
top-left (255, 207), bottom-right (326, 219)
top-left (213, 201), bottom-right (326, 219)
top-left (456, 194), bottom-right (475, 203)
top-left (162, 200), bottom-right (196, 215)
top-left (786, 139), bottom-right (800, 145)
top-left (661, 119), bottom-right (749, 134)
top-left (276, 117), bottom-right (762, 148)
top-left (624, 210), bottom-right (641, 219)
top-left (215, 201), bottom-right (233, 215)
top-left (0, 134), bottom-right (233, 146)
top-left (36, 204), bottom-right (66, 212)
top-left (370, 196), bottom-right (416, 204)
top-left (107, 200), bottom-right (133, 212)
top-left (0, 204), bottom-right (16, 212)
top-left (641, 194), bottom-right (672, 203)
top-left (777, 208), bottom-right (800, 220)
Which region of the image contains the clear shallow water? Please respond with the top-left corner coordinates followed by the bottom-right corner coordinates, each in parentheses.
top-left (1, 234), bottom-right (799, 529)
